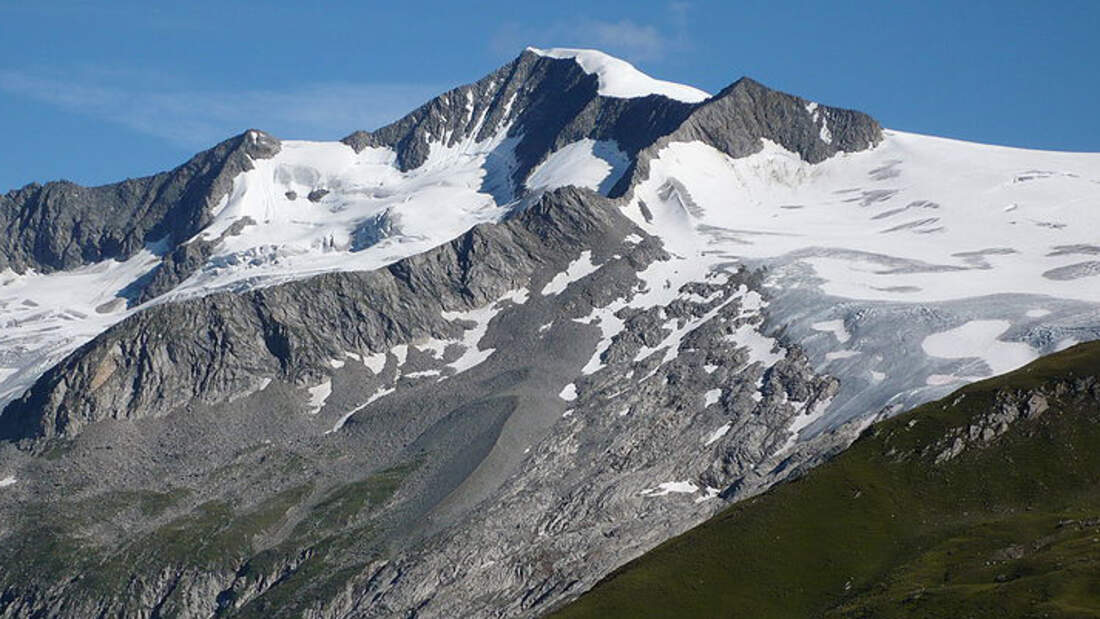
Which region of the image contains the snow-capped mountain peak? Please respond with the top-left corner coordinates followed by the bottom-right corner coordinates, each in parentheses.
top-left (525, 46), bottom-right (711, 103)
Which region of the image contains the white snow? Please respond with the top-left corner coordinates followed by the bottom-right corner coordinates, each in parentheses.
top-left (541, 250), bottom-right (601, 295)
top-left (626, 134), bottom-right (1100, 305)
top-left (922, 320), bottom-right (1038, 376)
top-left (306, 380), bottom-right (332, 415)
top-left (0, 110), bottom-right (533, 411)
top-left (0, 247), bottom-right (162, 410)
top-left (695, 486), bottom-right (721, 503)
top-left (622, 127), bottom-right (1100, 444)
top-left (778, 394), bottom-right (835, 453)
top-left (170, 128), bottom-right (523, 303)
top-left (525, 139), bottom-right (629, 195)
top-left (703, 422), bottom-right (731, 446)
top-left (391, 344), bottom-right (409, 368)
top-left (496, 288), bottom-right (530, 306)
top-left (925, 374), bottom-right (980, 386)
top-left (441, 304), bottom-right (498, 374)
top-left (328, 385), bottom-right (395, 433)
top-left (703, 388), bottom-right (722, 407)
top-left (528, 47), bottom-right (710, 103)
top-left (640, 480), bottom-right (700, 497)
top-left (361, 351), bottom-right (388, 375)
top-left (812, 319), bottom-right (851, 343)
top-left (0, 476), bottom-right (16, 488)
top-left (559, 383), bottom-right (578, 401)
top-left (722, 320), bottom-right (784, 368)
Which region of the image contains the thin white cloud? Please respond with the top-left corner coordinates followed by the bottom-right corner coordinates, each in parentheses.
top-left (585, 20), bottom-right (667, 61)
top-left (490, 4), bottom-right (693, 64)
top-left (0, 68), bottom-right (439, 149)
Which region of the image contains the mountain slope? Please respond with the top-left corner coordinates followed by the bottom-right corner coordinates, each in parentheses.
top-left (554, 341), bottom-right (1100, 618)
top-left (0, 48), bottom-right (1097, 618)
top-left (0, 48), bottom-right (879, 420)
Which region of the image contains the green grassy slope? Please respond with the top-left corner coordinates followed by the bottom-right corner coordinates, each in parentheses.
top-left (553, 342), bottom-right (1100, 618)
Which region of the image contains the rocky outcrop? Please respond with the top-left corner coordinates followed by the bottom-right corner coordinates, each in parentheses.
top-left (930, 378), bottom-right (1096, 464)
top-left (0, 186), bottom-right (627, 441)
top-left (611, 76), bottom-right (882, 196)
top-left (0, 130), bottom-right (280, 275)
top-left (341, 50), bottom-right (696, 195)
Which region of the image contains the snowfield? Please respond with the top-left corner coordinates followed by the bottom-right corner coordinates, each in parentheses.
top-left (627, 130), bottom-right (1100, 432)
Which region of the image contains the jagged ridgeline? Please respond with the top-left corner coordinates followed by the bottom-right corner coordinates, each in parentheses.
top-left (1, 46), bottom-right (1097, 618)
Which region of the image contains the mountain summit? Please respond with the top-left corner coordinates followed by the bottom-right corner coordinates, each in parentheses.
top-left (0, 48), bottom-right (1097, 617)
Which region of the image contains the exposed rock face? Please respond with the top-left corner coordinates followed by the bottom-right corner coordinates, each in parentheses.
top-left (0, 130), bottom-right (280, 274)
top-left (611, 77), bottom-right (882, 196)
top-left (930, 382), bottom-right (1089, 464)
top-left (0, 183), bottom-right (854, 617)
top-left (340, 51), bottom-right (880, 200)
top-left (0, 51), bottom-right (890, 618)
top-left (0, 187), bottom-right (624, 441)
top-left (341, 50), bottom-right (697, 194)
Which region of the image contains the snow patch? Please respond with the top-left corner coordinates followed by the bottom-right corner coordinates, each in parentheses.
top-left (703, 423), bottom-right (731, 446)
top-left (703, 389), bottom-right (722, 407)
top-left (542, 251), bottom-right (600, 295)
top-left (496, 288), bottom-right (530, 306)
top-left (306, 380), bottom-right (332, 415)
top-left (525, 139), bottom-right (629, 195)
top-left (361, 351), bottom-right (388, 375)
top-left (694, 486), bottom-right (721, 503)
top-left (812, 319), bottom-right (851, 344)
top-left (922, 320), bottom-right (1038, 376)
top-left (441, 304), bottom-right (498, 374)
top-left (559, 383), bottom-right (578, 402)
top-left (640, 481), bottom-right (700, 497)
top-left (328, 385), bottom-right (395, 433)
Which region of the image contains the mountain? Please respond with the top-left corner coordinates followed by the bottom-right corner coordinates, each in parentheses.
top-left (553, 341), bottom-right (1100, 618)
top-left (0, 48), bottom-right (1097, 617)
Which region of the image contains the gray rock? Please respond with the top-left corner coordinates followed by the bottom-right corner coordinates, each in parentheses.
top-left (0, 130), bottom-right (280, 277)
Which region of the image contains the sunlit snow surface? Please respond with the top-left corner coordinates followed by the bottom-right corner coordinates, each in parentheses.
top-left (170, 129), bottom-right (520, 300)
top-left (627, 130), bottom-right (1100, 436)
top-left (527, 47), bottom-right (711, 103)
top-left (525, 139), bottom-right (629, 195)
top-left (0, 121), bottom-right (613, 411)
top-left (0, 249), bottom-right (162, 408)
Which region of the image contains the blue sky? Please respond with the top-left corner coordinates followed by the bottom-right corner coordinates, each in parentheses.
top-left (1, 0), bottom-right (1097, 191)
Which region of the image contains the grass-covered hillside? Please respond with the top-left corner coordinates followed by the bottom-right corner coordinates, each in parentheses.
top-left (554, 342), bottom-right (1100, 618)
